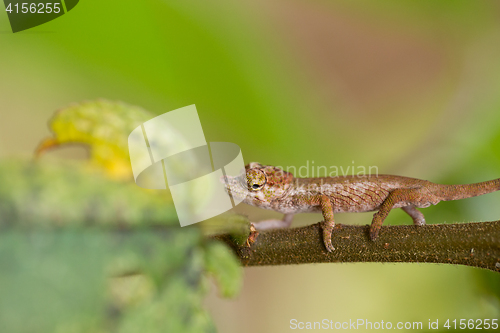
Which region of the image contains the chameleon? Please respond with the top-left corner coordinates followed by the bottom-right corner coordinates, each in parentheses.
top-left (223, 162), bottom-right (500, 252)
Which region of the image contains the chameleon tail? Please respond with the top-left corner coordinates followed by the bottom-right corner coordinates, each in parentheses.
top-left (436, 178), bottom-right (500, 201)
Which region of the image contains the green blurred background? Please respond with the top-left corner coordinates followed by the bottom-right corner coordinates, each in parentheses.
top-left (1, 0), bottom-right (500, 331)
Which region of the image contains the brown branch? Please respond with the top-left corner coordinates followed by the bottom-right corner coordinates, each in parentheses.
top-left (215, 221), bottom-right (500, 272)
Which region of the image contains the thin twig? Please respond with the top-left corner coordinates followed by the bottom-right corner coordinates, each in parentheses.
top-left (215, 221), bottom-right (500, 272)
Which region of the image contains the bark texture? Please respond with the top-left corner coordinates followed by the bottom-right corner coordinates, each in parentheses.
top-left (215, 221), bottom-right (500, 272)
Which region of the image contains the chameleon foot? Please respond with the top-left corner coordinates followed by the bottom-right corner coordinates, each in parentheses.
top-left (245, 223), bottom-right (259, 247)
top-left (369, 227), bottom-right (380, 241)
top-left (369, 211), bottom-right (384, 241)
top-left (402, 205), bottom-right (426, 226)
top-left (321, 220), bottom-right (335, 252)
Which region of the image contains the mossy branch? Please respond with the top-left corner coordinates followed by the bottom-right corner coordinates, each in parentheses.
top-left (214, 221), bottom-right (500, 272)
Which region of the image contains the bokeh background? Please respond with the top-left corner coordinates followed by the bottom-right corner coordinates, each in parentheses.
top-left (1, 0), bottom-right (500, 331)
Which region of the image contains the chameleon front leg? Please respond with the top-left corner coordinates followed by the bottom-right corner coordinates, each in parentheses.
top-left (253, 213), bottom-right (294, 230)
top-left (312, 194), bottom-right (335, 252)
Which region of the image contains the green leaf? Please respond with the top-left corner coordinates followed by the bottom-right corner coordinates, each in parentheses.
top-left (0, 228), bottom-right (219, 333)
top-left (0, 98), bottom-right (245, 332)
top-left (0, 159), bottom-right (176, 228)
top-left (204, 240), bottom-right (243, 298)
top-left (0, 151), bottom-right (243, 332)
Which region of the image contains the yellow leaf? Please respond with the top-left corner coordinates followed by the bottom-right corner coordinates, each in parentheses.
top-left (36, 100), bottom-right (152, 181)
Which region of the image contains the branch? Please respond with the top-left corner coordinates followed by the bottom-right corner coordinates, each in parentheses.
top-left (215, 221), bottom-right (500, 272)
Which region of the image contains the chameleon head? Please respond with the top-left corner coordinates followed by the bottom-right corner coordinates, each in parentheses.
top-left (222, 162), bottom-right (294, 209)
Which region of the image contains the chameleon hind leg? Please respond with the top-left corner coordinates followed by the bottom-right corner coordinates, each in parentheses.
top-left (370, 188), bottom-right (421, 240)
top-left (402, 205), bottom-right (426, 226)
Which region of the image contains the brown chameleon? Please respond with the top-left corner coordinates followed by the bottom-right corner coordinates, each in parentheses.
top-left (224, 162), bottom-right (500, 252)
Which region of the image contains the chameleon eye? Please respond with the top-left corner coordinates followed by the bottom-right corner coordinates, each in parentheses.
top-left (246, 169), bottom-right (267, 191)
